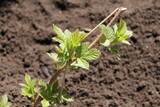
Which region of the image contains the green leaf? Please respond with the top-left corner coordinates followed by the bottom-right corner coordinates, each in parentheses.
top-left (34, 88), bottom-right (40, 93)
top-left (71, 29), bottom-right (79, 46)
top-left (76, 42), bottom-right (89, 58)
top-left (64, 29), bottom-right (72, 38)
top-left (113, 24), bottom-right (118, 33)
top-left (25, 74), bottom-right (31, 85)
top-left (21, 88), bottom-right (32, 97)
top-left (76, 42), bottom-right (100, 61)
top-left (71, 58), bottom-right (89, 69)
top-left (99, 24), bottom-right (114, 39)
top-left (109, 45), bottom-right (120, 52)
top-left (62, 95), bottom-right (74, 102)
top-left (4, 103), bottom-right (11, 107)
top-left (61, 89), bottom-right (67, 95)
top-left (71, 29), bottom-right (87, 46)
top-left (1, 95), bottom-right (8, 105)
top-left (109, 45), bottom-right (121, 59)
top-left (52, 37), bottom-right (64, 45)
top-left (0, 95), bottom-right (11, 107)
top-left (66, 39), bottom-right (75, 57)
top-left (19, 83), bottom-right (29, 89)
top-left (82, 48), bottom-right (101, 60)
top-left (53, 24), bottom-right (65, 37)
top-left (121, 40), bottom-right (131, 45)
top-left (30, 79), bottom-right (36, 87)
top-left (41, 99), bottom-right (50, 107)
top-left (38, 80), bottom-right (46, 86)
top-left (117, 35), bottom-right (130, 42)
top-left (100, 39), bottom-right (110, 47)
top-left (52, 81), bottom-right (58, 90)
top-left (20, 74), bottom-right (38, 99)
top-left (47, 53), bottom-right (59, 63)
top-left (54, 46), bottom-right (62, 53)
top-left (53, 24), bottom-right (65, 45)
top-left (116, 18), bottom-right (127, 37)
top-left (124, 30), bottom-right (132, 36)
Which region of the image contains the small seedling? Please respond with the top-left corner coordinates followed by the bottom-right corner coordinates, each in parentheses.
top-left (0, 94), bottom-right (11, 107)
top-left (19, 7), bottom-right (133, 107)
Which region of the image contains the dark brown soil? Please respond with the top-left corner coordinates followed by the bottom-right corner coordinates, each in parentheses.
top-left (0, 0), bottom-right (160, 107)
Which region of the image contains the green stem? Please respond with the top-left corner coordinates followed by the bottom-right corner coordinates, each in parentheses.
top-left (58, 70), bottom-right (67, 107)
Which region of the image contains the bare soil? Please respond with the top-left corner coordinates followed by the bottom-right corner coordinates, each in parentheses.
top-left (0, 0), bottom-right (160, 107)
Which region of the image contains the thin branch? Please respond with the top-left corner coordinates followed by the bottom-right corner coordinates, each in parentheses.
top-left (108, 7), bottom-right (127, 26)
top-left (58, 71), bottom-right (66, 107)
top-left (88, 7), bottom-right (127, 49)
top-left (85, 8), bottom-right (119, 38)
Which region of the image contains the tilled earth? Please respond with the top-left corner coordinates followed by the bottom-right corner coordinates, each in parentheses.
top-left (0, 0), bottom-right (160, 107)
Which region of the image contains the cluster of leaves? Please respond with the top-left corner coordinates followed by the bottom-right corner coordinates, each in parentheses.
top-left (20, 18), bottom-right (132, 107)
top-left (20, 74), bottom-right (39, 100)
top-left (47, 25), bottom-right (101, 70)
top-left (0, 94), bottom-right (11, 107)
top-left (99, 18), bottom-right (132, 59)
top-left (20, 74), bottom-right (73, 107)
top-left (39, 80), bottom-right (73, 107)
top-left (20, 25), bottom-right (101, 107)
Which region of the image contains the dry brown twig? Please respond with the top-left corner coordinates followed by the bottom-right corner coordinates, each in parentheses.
top-left (32, 7), bottom-right (127, 107)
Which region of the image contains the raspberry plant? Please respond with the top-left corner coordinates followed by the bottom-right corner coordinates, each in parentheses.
top-left (19, 7), bottom-right (133, 107)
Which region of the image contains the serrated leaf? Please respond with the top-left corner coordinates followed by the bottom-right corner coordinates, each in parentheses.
top-left (113, 24), bottom-right (118, 33)
top-left (25, 74), bottom-right (31, 85)
top-left (71, 29), bottom-right (79, 46)
top-left (21, 88), bottom-right (32, 97)
top-left (47, 53), bottom-right (59, 63)
top-left (82, 48), bottom-right (101, 60)
top-left (30, 79), bottom-right (36, 87)
top-left (99, 24), bottom-right (114, 39)
top-left (4, 103), bottom-right (11, 107)
top-left (54, 46), bottom-right (62, 53)
top-left (109, 45), bottom-right (121, 60)
top-left (116, 18), bottom-right (127, 37)
top-left (118, 34), bottom-right (130, 42)
top-left (19, 83), bottom-right (29, 89)
top-left (20, 74), bottom-right (37, 99)
top-left (124, 30), bottom-right (132, 37)
top-left (109, 45), bottom-right (120, 52)
top-left (71, 58), bottom-right (89, 69)
top-left (71, 29), bottom-right (87, 46)
top-left (52, 37), bottom-right (64, 45)
top-left (64, 29), bottom-right (72, 39)
top-left (34, 88), bottom-right (40, 93)
top-left (52, 81), bottom-right (58, 90)
top-left (62, 95), bottom-right (74, 102)
top-left (38, 80), bottom-right (45, 86)
top-left (0, 95), bottom-right (11, 107)
top-left (100, 39), bottom-right (110, 47)
top-left (121, 40), bottom-right (131, 45)
top-left (59, 44), bottom-right (65, 51)
top-left (76, 42), bottom-right (89, 58)
top-left (41, 99), bottom-right (50, 107)
top-left (66, 39), bottom-right (75, 57)
top-left (53, 24), bottom-right (65, 45)
top-left (21, 88), bottom-right (29, 94)
top-left (61, 89), bottom-right (67, 95)
top-left (30, 79), bottom-right (36, 96)
top-left (1, 95), bottom-right (8, 105)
